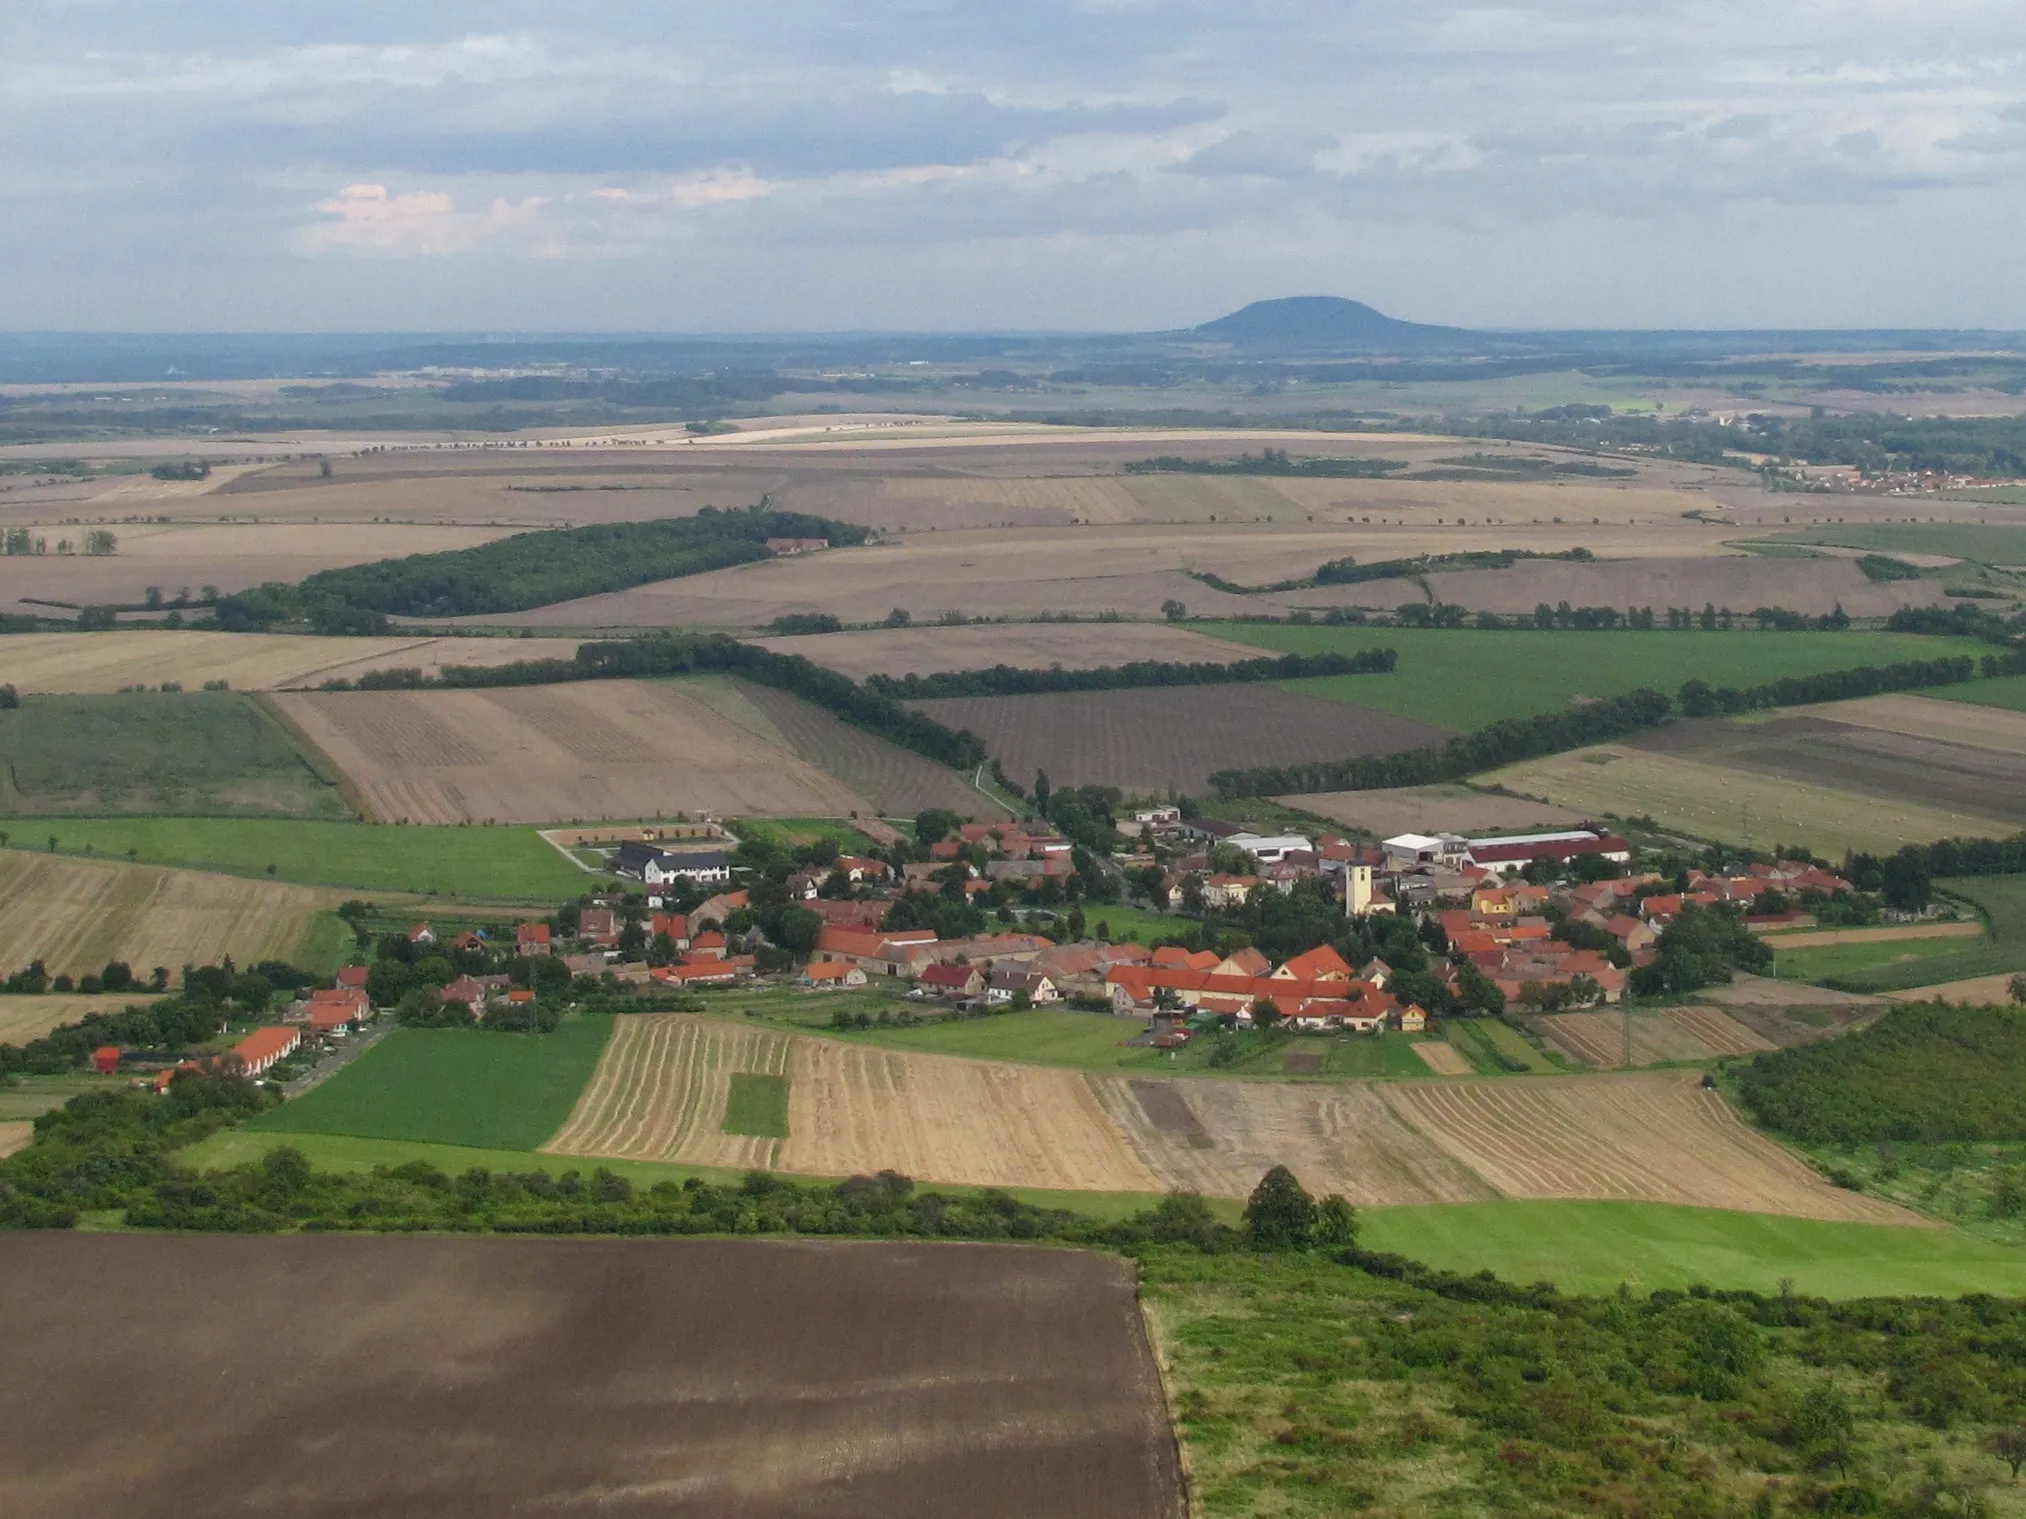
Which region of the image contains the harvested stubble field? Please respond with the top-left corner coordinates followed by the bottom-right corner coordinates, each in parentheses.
top-left (0, 991), bottom-right (162, 1045)
top-left (548, 1016), bottom-right (1896, 1219)
top-left (1632, 715), bottom-right (2026, 829)
top-left (1412, 1040), bottom-right (1475, 1075)
top-left (1479, 744), bottom-right (2008, 857)
top-left (273, 680), bottom-right (870, 824)
top-left (1284, 784), bottom-right (1590, 838)
top-left (0, 631), bottom-right (570, 694)
top-left (1534, 1011), bottom-right (1725, 1068)
top-left (907, 686), bottom-right (1449, 794)
top-left (0, 851), bottom-right (340, 978)
top-left (0, 1234), bottom-right (1183, 1519)
top-left (1383, 1073), bottom-right (1914, 1223)
top-left (754, 621), bottom-right (1266, 679)
top-left (691, 678), bottom-right (1008, 819)
top-left (1792, 692), bottom-right (2026, 754)
top-left (547, 1016), bottom-right (1165, 1193)
top-left (1662, 1004), bottom-right (1779, 1056)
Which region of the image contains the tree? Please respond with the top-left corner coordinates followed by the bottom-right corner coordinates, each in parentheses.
top-left (0, 684), bottom-right (18, 710)
top-left (1160, 598), bottom-right (1186, 620)
top-left (1985, 1423), bottom-right (2026, 1480)
top-left (1788, 1380), bottom-right (1857, 1476)
top-left (1244, 1166), bottom-right (1317, 1249)
top-left (884, 607), bottom-right (911, 628)
top-left (1033, 769), bottom-right (1051, 818)
top-left (1251, 996), bottom-right (1283, 1032)
top-left (1314, 1194), bottom-right (1358, 1246)
top-left (1880, 849), bottom-right (1933, 913)
top-left (1455, 960), bottom-right (1506, 1016)
top-left (2011, 973), bottom-right (2026, 1006)
top-left (914, 808), bottom-right (962, 847)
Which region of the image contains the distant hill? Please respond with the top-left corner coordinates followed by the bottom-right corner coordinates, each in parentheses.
top-left (1193, 296), bottom-right (1482, 352)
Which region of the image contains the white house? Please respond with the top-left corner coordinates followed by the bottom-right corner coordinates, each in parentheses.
top-left (1381, 832), bottom-right (1471, 871)
top-left (1226, 832), bottom-right (1314, 865)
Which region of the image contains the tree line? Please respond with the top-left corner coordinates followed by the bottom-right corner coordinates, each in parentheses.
top-left (1189, 547), bottom-right (1594, 596)
top-left (325, 632), bottom-right (990, 772)
top-left (1123, 449), bottom-right (1405, 479)
top-left (1210, 653), bottom-right (1983, 798)
top-left (865, 647), bottom-right (1395, 700)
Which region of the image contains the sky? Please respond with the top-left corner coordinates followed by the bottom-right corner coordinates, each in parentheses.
top-left (3, 1), bottom-right (2023, 332)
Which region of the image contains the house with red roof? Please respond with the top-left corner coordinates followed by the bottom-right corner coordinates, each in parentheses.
top-left (799, 961), bottom-right (867, 988)
top-left (231, 1026), bottom-right (300, 1078)
top-left (335, 965), bottom-right (370, 991)
top-left (516, 922), bottom-right (552, 956)
top-left (919, 962), bottom-right (985, 999)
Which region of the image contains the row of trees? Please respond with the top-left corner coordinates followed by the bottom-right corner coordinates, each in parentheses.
top-left (0, 958), bottom-right (317, 1077)
top-left (1212, 654), bottom-right (1985, 798)
top-left (864, 647), bottom-right (1395, 700)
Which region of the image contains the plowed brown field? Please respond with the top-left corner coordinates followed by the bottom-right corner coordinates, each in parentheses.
top-left (274, 681), bottom-right (871, 823)
top-left (1382, 1073), bottom-right (1914, 1222)
top-left (1662, 1005), bottom-right (1778, 1055)
top-left (0, 851), bottom-right (339, 979)
top-left (1534, 1012), bottom-right (1717, 1069)
top-left (0, 1234), bottom-right (1184, 1519)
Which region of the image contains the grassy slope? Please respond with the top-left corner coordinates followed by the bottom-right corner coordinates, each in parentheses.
top-left (0, 692), bottom-right (349, 818)
top-left (1931, 672), bottom-right (2026, 713)
top-left (1759, 521), bottom-right (2026, 563)
top-left (1203, 623), bottom-right (1990, 728)
top-left (1821, 876), bottom-right (2026, 992)
top-left (722, 1072), bottom-right (790, 1137)
top-left (12, 817), bottom-right (596, 899)
top-left (248, 1015), bottom-right (614, 1150)
top-left (1357, 1198), bottom-right (2026, 1297)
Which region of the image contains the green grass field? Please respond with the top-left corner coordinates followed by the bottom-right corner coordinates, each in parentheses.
top-left (1072, 904), bottom-right (1197, 945)
top-left (1931, 672), bottom-right (2026, 713)
top-left (1358, 1199), bottom-right (2026, 1297)
top-left (1204, 623), bottom-right (1991, 728)
top-left (1758, 521), bottom-right (2026, 564)
top-left (1818, 876), bottom-right (2026, 993)
top-left (0, 692), bottom-right (349, 818)
top-left (248, 1015), bottom-right (614, 1150)
top-left (731, 816), bottom-right (885, 853)
top-left (8, 817), bottom-right (598, 899)
top-left (721, 1072), bottom-right (790, 1137)
top-left (1769, 932), bottom-right (1982, 986)
top-left (1447, 1015), bottom-right (1562, 1073)
top-left (179, 1128), bottom-right (1223, 1223)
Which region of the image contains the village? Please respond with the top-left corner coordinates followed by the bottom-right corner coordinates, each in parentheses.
top-left (170, 809), bottom-right (1861, 1085)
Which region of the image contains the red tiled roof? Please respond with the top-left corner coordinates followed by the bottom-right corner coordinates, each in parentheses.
top-left (233, 1027), bottom-right (299, 1067)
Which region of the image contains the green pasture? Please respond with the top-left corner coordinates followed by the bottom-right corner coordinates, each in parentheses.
top-left (247, 1014), bottom-right (614, 1151)
top-left (1447, 1015), bottom-right (1563, 1073)
top-left (1069, 903), bottom-right (1197, 944)
top-left (721, 1072), bottom-right (790, 1138)
top-left (1815, 876), bottom-right (2026, 993)
top-left (0, 692), bottom-right (349, 818)
top-left (731, 816), bottom-right (886, 853)
top-left (1756, 521), bottom-right (2026, 565)
top-left (8, 816), bottom-right (598, 900)
top-left (1202, 623), bottom-right (1987, 729)
top-left (180, 1128), bottom-right (1227, 1224)
top-left (1931, 672), bottom-right (2026, 713)
top-left (1769, 931), bottom-right (1981, 987)
top-left (1358, 1199), bottom-right (2026, 1298)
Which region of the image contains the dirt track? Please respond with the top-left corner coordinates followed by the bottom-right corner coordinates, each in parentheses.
top-left (0, 1234), bottom-right (1183, 1519)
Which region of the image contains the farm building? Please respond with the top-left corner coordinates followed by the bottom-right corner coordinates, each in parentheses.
top-left (610, 841), bottom-right (733, 887)
top-left (985, 969), bottom-right (1059, 1006)
top-left (231, 1026), bottom-right (300, 1078)
top-left (92, 1046), bottom-right (122, 1075)
top-left (799, 962), bottom-right (867, 988)
top-left (918, 963), bottom-right (985, 999)
top-left (1464, 828), bottom-right (1633, 876)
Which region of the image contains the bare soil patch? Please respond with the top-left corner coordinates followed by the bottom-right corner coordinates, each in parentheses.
top-left (1884, 975), bottom-right (2026, 1006)
top-left (1412, 1041), bottom-right (1474, 1075)
top-left (0, 1121), bottom-right (31, 1158)
top-left (1533, 1013), bottom-right (1717, 1069)
top-left (1129, 1079), bottom-right (1217, 1144)
top-left (1630, 715), bottom-right (2026, 829)
top-left (273, 681), bottom-right (870, 824)
top-left (755, 622), bottom-right (1267, 680)
top-left (0, 1234), bottom-right (1182, 1519)
top-left (1660, 1005), bottom-right (1778, 1056)
top-left (1793, 693), bottom-right (2026, 755)
top-left (908, 686), bottom-right (1449, 795)
top-left (1285, 784), bottom-right (1590, 838)
top-left (1381, 1073), bottom-right (1914, 1222)
top-left (0, 850), bottom-right (338, 978)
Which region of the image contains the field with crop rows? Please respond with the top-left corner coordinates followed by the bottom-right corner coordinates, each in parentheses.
top-left (0, 631), bottom-right (584, 694)
top-left (0, 850), bottom-right (342, 979)
top-left (275, 680), bottom-right (868, 823)
top-left (755, 620), bottom-right (1266, 679)
top-left (0, 991), bottom-right (165, 1045)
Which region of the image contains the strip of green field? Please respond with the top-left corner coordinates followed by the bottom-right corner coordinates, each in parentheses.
top-left (11, 817), bottom-right (597, 899)
top-left (181, 1129), bottom-right (1219, 1224)
top-left (1757, 521), bottom-right (2026, 564)
top-left (248, 1015), bottom-right (614, 1150)
top-left (1818, 876), bottom-right (2026, 993)
top-left (0, 692), bottom-right (350, 818)
top-left (1203, 623), bottom-right (1990, 728)
top-left (1770, 932), bottom-right (1981, 986)
top-left (1447, 1016), bottom-right (1562, 1073)
top-left (1358, 1199), bottom-right (2026, 1297)
top-left (722, 1072), bottom-right (790, 1137)
top-left (1929, 672), bottom-right (2026, 713)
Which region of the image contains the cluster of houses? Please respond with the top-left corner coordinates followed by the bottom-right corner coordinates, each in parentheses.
top-left (1104, 943), bottom-right (1426, 1033)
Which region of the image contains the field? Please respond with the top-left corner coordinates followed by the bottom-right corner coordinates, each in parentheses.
top-left (1382, 1072), bottom-right (1912, 1223)
top-left (1791, 690), bottom-right (2026, 752)
top-left (755, 620), bottom-right (1267, 678)
top-left (546, 1016), bottom-right (1164, 1191)
top-left (0, 850), bottom-right (343, 979)
top-left (1770, 934), bottom-right (1986, 987)
top-left (1282, 783), bottom-right (1590, 837)
top-left (1758, 520), bottom-right (2026, 564)
top-left (1631, 713), bottom-right (2026, 829)
top-left (0, 692), bottom-right (347, 816)
top-left (702, 678), bottom-right (1007, 818)
top-left (0, 991), bottom-right (163, 1045)
top-left (249, 1015), bottom-right (614, 1151)
top-left (908, 686), bottom-right (1449, 794)
top-left (1478, 743), bottom-right (2009, 855)
top-left (1935, 672), bottom-right (2026, 713)
top-left (1810, 875), bottom-right (2026, 993)
top-left (1365, 1198), bottom-right (2026, 1299)
top-left (1533, 1007), bottom-right (1770, 1068)
top-left (0, 1234), bottom-right (1183, 1519)
top-left (1206, 622), bottom-right (1991, 729)
top-left (537, 1015), bottom-right (1899, 1220)
top-left (0, 1121), bottom-right (30, 1158)
top-left (0, 630), bottom-right (584, 693)
top-left (15, 817), bottom-right (596, 898)
top-left (274, 680), bottom-right (871, 824)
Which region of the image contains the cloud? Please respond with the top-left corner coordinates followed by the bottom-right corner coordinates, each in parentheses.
top-left (1180, 130), bottom-right (1337, 178)
top-left (291, 183), bottom-right (552, 257)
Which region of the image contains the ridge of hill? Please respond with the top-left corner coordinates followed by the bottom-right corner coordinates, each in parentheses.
top-left (1192, 295), bottom-right (1481, 352)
